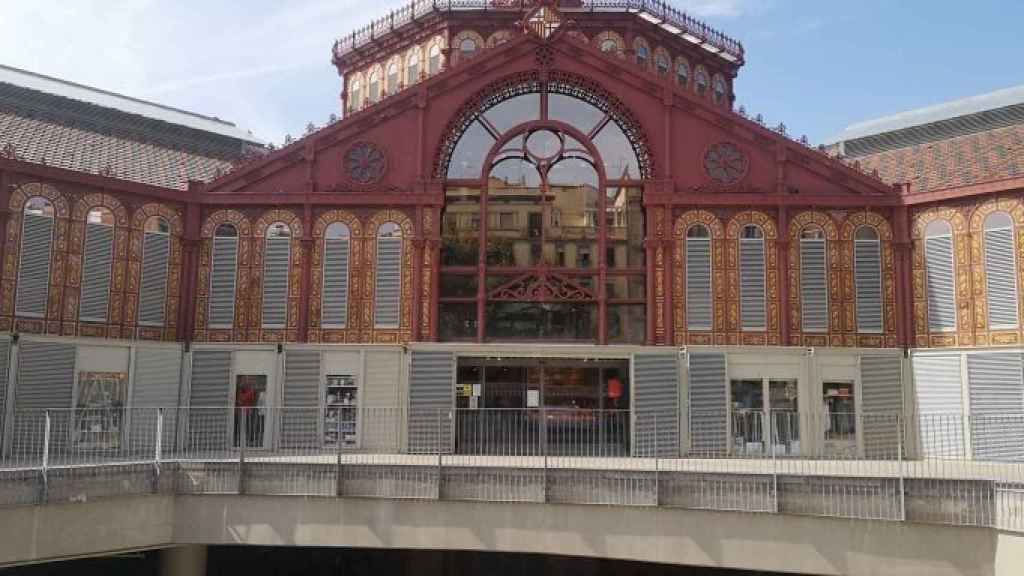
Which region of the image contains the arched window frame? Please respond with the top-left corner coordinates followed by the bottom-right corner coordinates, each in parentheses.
top-left (633, 37), bottom-right (650, 68)
top-left (209, 222), bottom-right (241, 330)
top-left (852, 225), bottom-right (884, 334)
top-left (406, 47), bottom-right (422, 85)
top-left (738, 223), bottom-right (767, 331)
top-left (675, 57), bottom-right (690, 87)
top-left (923, 219), bottom-right (957, 332)
top-left (260, 221), bottom-right (293, 329)
top-left (684, 223), bottom-right (713, 331)
top-left (348, 74), bottom-right (363, 112)
top-left (694, 65), bottom-right (709, 97)
top-left (385, 57), bottom-right (400, 95)
top-left (373, 220), bottom-right (405, 330)
top-left (653, 47), bottom-right (670, 77)
top-left (321, 221), bottom-right (354, 329)
top-left (427, 38), bottom-right (444, 75)
top-left (595, 31), bottom-right (625, 58)
top-left (367, 65), bottom-right (383, 103)
top-left (712, 73), bottom-right (727, 105)
top-left (982, 211), bottom-right (1019, 330)
top-left (138, 215), bottom-right (172, 328)
top-left (15, 196), bottom-right (56, 318)
top-left (798, 225), bottom-right (829, 334)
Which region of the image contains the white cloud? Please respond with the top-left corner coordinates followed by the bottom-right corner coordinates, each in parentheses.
top-left (676, 0), bottom-right (754, 18)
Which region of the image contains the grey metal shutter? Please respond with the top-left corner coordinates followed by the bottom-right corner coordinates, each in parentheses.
top-left (261, 237), bottom-right (290, 328)
top-left (800, 239), bottom-right (828, 332)
top-left (187, 350), bottom-right (232, 449)
top-left (0, 338), bottom-right (10, 449)
top-left (15, 214), bottom-right (53, 317)
top-left (685, 238), bottom-right (712, 330)
top-left (633, 353), bottom-right (680, 457)
top-left (739, 239), bottom-right (766, 330)
top-left (854, 239), bottom-right (883, 333)
top-left (912, 354), bottom-right (964, 458)
top-left (14, 341), bottom-right (75, 453)
top-left (131, 346), bottom-right (183, 452)
top-left (925, 235), bottom-right (956, 331)
top-left (408, 351), bottom-right (453, 453)
top-left (688, 352), bottom-right (727, 455)
top-left (860, 355), bottom-right (903, 459)
top-left (280, 350), bottom-right (320, 448)
top-left (79, 222), bottom-right (114, 322)
top-left (208, 237), bottom-right (238, 328)
top-left (321, 238), bottom-right (351, 328)
top-left (967, 352), bottom-right (1024, 461)
top-left (138, 232), bottom-right (170, 326)
top-left (374, 237), bottom-right (402, 329)
top-left (984, 228), bottom-right (1019, 329)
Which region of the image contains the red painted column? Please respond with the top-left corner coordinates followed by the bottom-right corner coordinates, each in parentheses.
top-left (411, 206), bottom-right (424, 342)
top-left (178, 193), bottom-right (202, 342)
top-left (0, 169), bottom-right (10, 299)
top-left (777, 205), bottom-right (790, 346)
top-left (298, 202), bottom-right (313, 343)
top-left (893, 203), bottom-right (913, 348)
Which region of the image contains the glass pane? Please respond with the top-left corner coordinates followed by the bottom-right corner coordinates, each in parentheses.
top-left (439, 303), bottom-right (478, 341)
top-left (448, 120), bottom-right (494, 179)
top-left (442, 187), bottom-right (480, 266)
top-left (606, 275), bottom-right (645, 299)
top-left (546, 158), bottom-right (599, 268)
top-left (823, 381), bottom-right (856, 456)
top-left (483, 93), bottom-right (540, 134)
top-left (593, 120), bottom-right (640, 179)
top-left (485, 302), bottom-right (596, 340)
top-left (548, 93), bottom-right (605, 134)
top-left (608, 304), bottom-right (646, 344)
top-left (487, 158), bottom-right (542, 267)
top-left (440, 274), bottom-right (478, 298)
top-left (234, 375), bottom-right (268, 449)
top-left (606, 187), bottom-right (644, 268)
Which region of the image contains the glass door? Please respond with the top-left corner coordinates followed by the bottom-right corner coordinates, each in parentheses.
top-left (768, 379), bottom-right (800, 456)
top-left (234, 374), bottom-right (268, 449)
top-left (730, 378), bottom-right (801, 456)
top-left (730, 379), bottom-right (765, 454)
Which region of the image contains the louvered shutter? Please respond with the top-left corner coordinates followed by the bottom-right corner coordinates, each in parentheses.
top-left (688, 352), bottom-right (727, 455)
top-left (79, 222), bottom-right (114, 322)
top-left (800, 239), bottom-right (828, 332)
top-left (860, 355), bottom-right (903, 459)
top-left (912, 354), bottom-right (964, 458)
top-left (138, 232), bottom-right (170, 326)
top-left (984, 228), bottom-right (1019, 329)
top-left (208, 237), bottom-right (238, 328)
top-left (854, 239), bottom-right (883, 333)
top-left (967, 352), bottom-right (1024, 461)
top-left (321, 238), bottom-right (350, 328)
top-left (739, 239), bottom-right (766, 330)
top-left (15, 214), bottom-right (53, 317)
top-left (14, 341), bottom-right (75, 454)
top-left (374, 237), bottom-right (402, 329)
top-left (131, 346), bottom-right (183, 452)
top-left (925, 235), bottom-right (956, 331)
top-left (685, 238), bottom-right (712, 330)
top-left (0, 338), bottom-right (10, 449)
top-left (261, 237), bottom-right (291, 328)
top-left (187, 350), bottom-right (232, 449)
top-left (280, 350), bottom-right (320, 448)
top-left (408, 351), bottom-right (454, 453)
top-left (633, 353), bottom-right (680, 457)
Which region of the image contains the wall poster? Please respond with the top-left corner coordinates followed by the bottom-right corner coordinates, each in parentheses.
top-left (74, 371), bottom-right (128, 449)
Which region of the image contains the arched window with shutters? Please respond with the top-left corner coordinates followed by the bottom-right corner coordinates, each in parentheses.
top-left (799, 227), bottom-right (828, 333)
top-left (924, 219), bottom-right (957, 332)
top-left (685, 224), bottom-right (713, 331)
top-left (322, 223), bottom-right (352, 329)
top-left (367, 67), bottom-right (382, 103)
top-left (386, 60), bottom-right (399, 95)
top-left (15, 197), bottom-right (55, 317)
top-left (261, 222), bottom-right (292, 329)
top-left (348, 76), bottom-right (362, 113)
top-left (983, 212), bottom-right (1019, 329)
top-left (739, 224), bottom-right (766, 331)
top-left (138, 216), bottom-right (171, 327)
top-left (853, 225), bottom-right (883, 333)
top-left (79, 207), bottom-right (115, 322)
top-left (374, 222), bottom-right (403, 329)
top-left (712, 74), bottom-right (727, 105)
top-left (675, 58), bottom-right (690, 87)
top-left (694, 66), bottom-right (709, 97)
top-left (406, 47), bottom-right (421, 85)
top-left (428, 41), bottom-right (442, 75)
top-left (209, 223), bottom-right (239, 328)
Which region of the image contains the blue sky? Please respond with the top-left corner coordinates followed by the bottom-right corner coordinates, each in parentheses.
top-left (1, 0), bottom-right (1020, 145)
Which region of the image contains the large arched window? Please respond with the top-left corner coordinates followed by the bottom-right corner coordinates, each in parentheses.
top-left (739, 224), bottom-right (766, 331)
top-left (261, 222), bottom-right (291, 329)
top-left (685, 224), bottom-right (712, 331)
top-left (853, 225), bottom-right (883, 333)
top-left (440, 84), bottom-right (646, 343)
top-left (15, 197), bottom-right (55, 317)
top-left (139, 216), bottom-right (171, 327)
top-left (322, 222), bottom-right (352, 328)
top-left (428, 42), bottom-right (442, 75)
top-left (209, 223), bottom-right (239, 328)
top-left (386, 60), bottom-right (399, 95)
top-left (79, 207), bottom-right (115, 322)
top-left (374, 222), bottom-right (403, 329)
top-left (983, 212), bottom-right (1018, 329)
top-left (459, 37), bottom-right (479, 60)
top-left (367, 67), bottom-right (382, 103)
top-left (406, 48), bottom-right (421, 85)
top-left (348, 76), bottom-right (362, 113)
top-left (799, 227), bottom-right (828, 333)
top-left (924, 220), bottom-right (956, 332)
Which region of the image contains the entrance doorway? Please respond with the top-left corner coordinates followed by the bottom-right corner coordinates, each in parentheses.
top-left (234, 374), bottom-right (268, 449)
top-left (455, 357), bottom-right (630, 456)
top-left (729, 378), bottom-right (800, 456)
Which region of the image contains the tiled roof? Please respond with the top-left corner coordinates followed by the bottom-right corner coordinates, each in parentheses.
top-left (854, 124), bottom-right (1024, 194)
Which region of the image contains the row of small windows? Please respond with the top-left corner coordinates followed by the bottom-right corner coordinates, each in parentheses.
top-left (923, 213), bottom-right (1019, 332)
top-left (15, 197), bottom-right (172, 327)
top-left (681, 223), bottom-right (884, 334)
top-left (347, 37), bottom-right (445, 113)
top-left (207, 221), bottom-right (405, 331)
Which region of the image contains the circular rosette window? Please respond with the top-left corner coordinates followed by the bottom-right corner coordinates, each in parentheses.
top-left (703, 142), bottom-right (748, 185)
top-left (345, 141), bottom-right (387, 185)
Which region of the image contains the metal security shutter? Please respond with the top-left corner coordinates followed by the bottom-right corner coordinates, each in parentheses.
top-left (984, 228), bottom-right (1019, 329)
top-left (261, 237), bottom-right (290, 328)
top-left (79, 223), bottom-right (114, 322)
top-left (280, 350), bottom-right (320, 448)
top-left (14, 341), bottom-right (75, 453)
top-left (685, 238), bottom-right (712, 330)
top-left (208, 237), bottom-right (238, 328)
top-left (633, 353), bottom-right (680, 457)
top-left (688, 352), bottom-right (727, 455)
top-left (408, 351), bottom-right (454, 453)
top-left (321, 238), bottom-right (351, 328)
top-left (925, 235), bottom-right (956, 331)
top-left (739, 239), bottom-right (766, 330)
top-left (131, 346), bottom-right (183, 452)
top-left (138, 232), bottom-right (170, 326)
top-left (187, 350), bottom-right (232, 449)
top-left (860, 355), bottom-right (903, 459)
top-left (800, 239), bottom-right (828, 332)
top-left (0, 338), bottom-right (10, 449)
top-left (912, 354), bottom-right (964, 458)
top-left (374, 238), bottom-right (402, 329)
top-left (967, 352), bottom-right (1024, 461)
top-left (15, 214), bottom-right (53, 317)
top-left (854, 239), bottom-right (884, 332)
